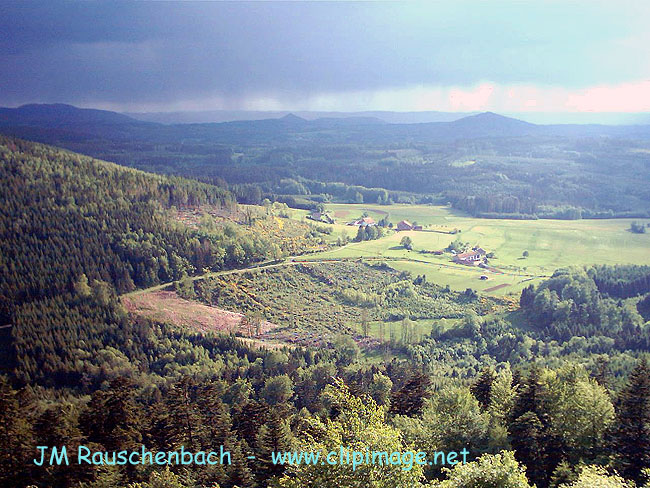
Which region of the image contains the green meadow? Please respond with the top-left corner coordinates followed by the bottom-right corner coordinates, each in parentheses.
top-left (301, 204), bottom-right (650, 296)
top-left (354, 317), bottom-right (464, 343)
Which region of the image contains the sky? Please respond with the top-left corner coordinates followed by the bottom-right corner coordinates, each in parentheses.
top-left (1, 1), bottom-right (650, 115)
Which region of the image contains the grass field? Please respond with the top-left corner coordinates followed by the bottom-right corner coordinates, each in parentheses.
top-left (300, 204), bottom-right (650, 296)
top-left (353, 317), bottom-right (464, 342)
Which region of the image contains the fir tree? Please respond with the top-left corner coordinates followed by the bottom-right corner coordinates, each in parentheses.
top-left (471, 367), bottom-right (497, 410)
top-left (613, 358), bottom-right (650, 484)
top-left (255, 411), bottom-right (293, 481)
top-left (0, 377), bottom-right (34, 487)
top-left (227, 440), bottom-right (255, 488)
top-left (79, 377), bottom-right (142, 451)
top-left (233, 400), bottom-right (271, 448)
top-left (390, 371), bottom-right (431, 416)
top-left (510, 412), bottom-right (545, 485)
top-left (166, 376), bottom-right (202, 450)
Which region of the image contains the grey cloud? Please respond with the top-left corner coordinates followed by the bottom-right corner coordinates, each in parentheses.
top-left (0, 1), bottom-right (646, 109)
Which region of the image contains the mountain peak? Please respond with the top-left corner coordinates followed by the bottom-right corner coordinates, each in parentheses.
top-left (469, 111), bottom-right (526, 122)
top-left (443, 111), bottom-right (536, 137)
top-left (279, 113), bottom-right (307, 123)
top-left (454, 111), bottom-right (535, 126)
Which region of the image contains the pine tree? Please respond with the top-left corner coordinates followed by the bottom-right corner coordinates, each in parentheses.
top-left (471, 367), bottom-right (497, 410)
top-left (510, 411), bottom-right (545, 485)
top-left (613, 358), bottom-right (650, 484)
top-left (520, 284), bottom-right (535, 308)
top-left (196, 384), bottom-right (232, 448)
top-left (233, 400), bottom-right (271, 448)
top-left (511, 365), bottom-right (547, 421)
top-left (0, 377), bottom-right (34, 487)
top-left (390, 371), bottom-right (431, 416)
top-left (549, 460), bottom-right (577, 487)
top-left (355, 226), bottom-right (364, 242)
top-left (509, 365), bottom-right (560, 487)
top-left (79, 377), bottom-right (142, 451)
top-left (34, 404), bottom-right (91, 487)
top-left (227, 440), bottom-right (255, 488)
top-left (166, 376), bottom-right (202, 450)
top-left (255, 411), bottom-right (293, 481)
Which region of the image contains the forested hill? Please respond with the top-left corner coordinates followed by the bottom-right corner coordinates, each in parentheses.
top-left (0, 103), bottom-right (142, 127)
top-left (2, 104), bottom-right (650, 217)
top-left (0, 136), bottom-right (279, 325)
top-left (3, 135), bottom-right (650, 488)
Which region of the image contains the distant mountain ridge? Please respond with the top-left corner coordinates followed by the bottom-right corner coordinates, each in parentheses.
top-left (0, 103), bottom-right (143, 127)
top-left (125, 108), bottom-right (475, 124)
top-left (2, 103), bottom-right (650, 144)
top-left (441, 111), bottom-right (538, 137)
top-left (0, 103), bottom-right (533, 134)
top-left (2, 103), bottom-right (649, 218)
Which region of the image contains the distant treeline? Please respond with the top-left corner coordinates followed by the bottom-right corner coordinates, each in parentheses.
top-left (450, 194), bottom-right (650, 220)
top-left (230, 176), bottom-right (437, 209)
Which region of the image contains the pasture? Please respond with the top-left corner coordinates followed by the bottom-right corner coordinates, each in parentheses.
top-left (303, 204), bottom-right (650, 296)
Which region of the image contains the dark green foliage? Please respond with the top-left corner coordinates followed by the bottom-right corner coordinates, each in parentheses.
top-left (0, 376), bottom-right (34, 487)
top-left (390, 371), bottom-right (431, 416)
top-left (227, 440), bottom-right (256, 488)
top-left (519, 266), bottom-right (650, 347)
top-left (510, 412), bottom-right (546, 484)
top-left (0, 137), bottom-right (285, 382)
top-left (613, 358), bottom-right (650, 484)
top-left (587, 264), bottom-right (650, 299)
top-left (0, 137), bottom-right (236, 321)
top-left (400, 235), bottom-right (413, 250)
top-left (354, 224), bottom-right (383, 242)
top-left (255, 410), bottom-right (293, 481)
top-left (638, 294), bottom-right (650, 321)
top-left (233, 400), bottom-right (272, 449)
top-left (79, 377), bottom-right (142, 451)
top-left (508, 366), bottom-right (564, 488)
top-left (470, 367), bottom-right (496, 410)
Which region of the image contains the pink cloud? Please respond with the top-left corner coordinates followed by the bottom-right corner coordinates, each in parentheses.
top-left (448, 83), bottom-right (495, 111)
top-left (133, 80), bottom-right (650, 114)
top-left (565, 81), bottom-right (650, 112)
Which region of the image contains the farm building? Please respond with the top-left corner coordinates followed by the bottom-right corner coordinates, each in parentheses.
top-left (396, 220), bottom-right (423, 231)
top-left (453, 247), bottom-right (487, 265)
top-left (397, 220), bottom-right (413, 231)
top-left (308, 211), bottom-right (335, 224)
top-left (348, 216), bottom-right (376, 227)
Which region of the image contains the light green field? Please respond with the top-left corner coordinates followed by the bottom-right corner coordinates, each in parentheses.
top-left (326, 203), bottom-right (463, 227)
top-left (301, 204), bottom-right (650, 296)
top-left (450, 160), bottom-right (477, 167)
top-left (353, 317), bottom-right (464, 342)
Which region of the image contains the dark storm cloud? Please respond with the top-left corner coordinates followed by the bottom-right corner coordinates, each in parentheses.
top-left (0, 1), bottom-right (647, 109)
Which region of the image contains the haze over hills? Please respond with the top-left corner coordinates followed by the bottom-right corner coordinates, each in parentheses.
top-left (126, 108), bottom-right (650, 126)
top-left (1, 102), bottom-right (649, 220)
top-left (4, 103), bottom-right (650, 142)
top-left (125, 109), bottom-right (477, 124)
